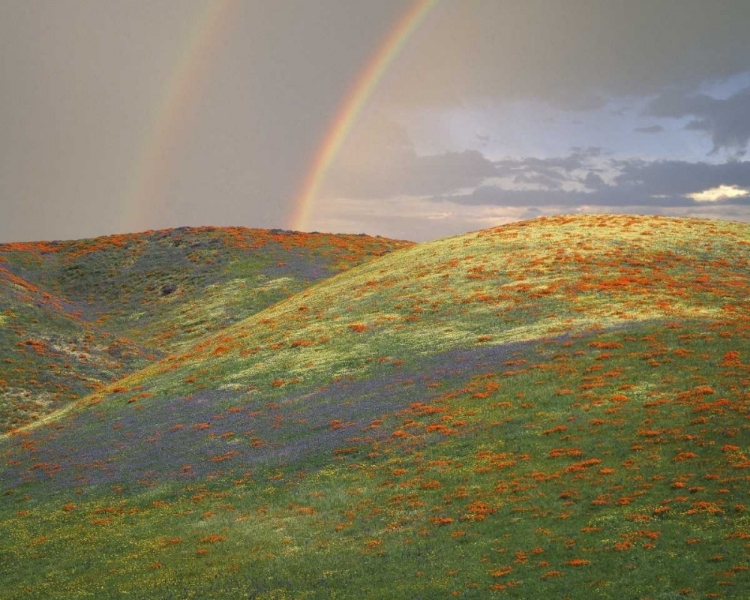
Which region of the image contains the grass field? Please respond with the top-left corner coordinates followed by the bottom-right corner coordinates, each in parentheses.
top-left (0, 215), bottom-right (748, 598)
top-left (0, 227), bottom-right (410, 432)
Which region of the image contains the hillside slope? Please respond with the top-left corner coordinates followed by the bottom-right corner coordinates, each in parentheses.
top-left (0, 227), bottom-right (412, 431)
top-left (0, 215), bottom-right (748, 599)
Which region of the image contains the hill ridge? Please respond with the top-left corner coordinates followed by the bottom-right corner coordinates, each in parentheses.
top-left (1, 214), bottom-right (748, 599)
top-left (0, 226), bottom-right (412, 432)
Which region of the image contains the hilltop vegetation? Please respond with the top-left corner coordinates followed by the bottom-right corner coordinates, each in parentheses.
top-left (0, 215), bottom-right (748, 599)
top-left (0, 227), bottom-right (412, 432)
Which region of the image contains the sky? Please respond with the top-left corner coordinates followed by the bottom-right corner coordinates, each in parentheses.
top-left (2, 0), bottom-right (750, 243)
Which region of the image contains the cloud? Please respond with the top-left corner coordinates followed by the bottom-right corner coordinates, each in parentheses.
top-left (326, 114), bottom-right (750, 224)
top-left (493, 147), bottom-right (606, 191)
top-left (634, 125), bottom-right (665, 134)
top-left (314, 153), bottom-right (750, 241)
top-left (439, 183), bottom-right (750, 210)
top-left (323, 114), bottom-right (497, 198)
top-left (688, 184), bottom-right (750, 202)
top-left (512, 172), bottom-right (564, 190)
top-left (614, 158), bottom-right (750, 195)
top-left (329, 138), bottom-right (608, 201)
top-left (381, 1), bottom-right (750, 111)
top-left (325, 147), bottom-right (497, 198)
top-left (439, 186), bottom-right (646, 208)
top-left (432, 155), bottom-right (750, 211)
top-left (645, 87), bottom-right (750, 156)
top-left (406, 151), bottom-right (498, 195)
top-left (314, 189), bottom-right (750, 242)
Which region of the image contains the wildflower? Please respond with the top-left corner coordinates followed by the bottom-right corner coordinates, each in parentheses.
top-left (541, 570), bottom-right (564, 579)
top-left (673, 452), bottom-right (698, 462)
top-left (567, 559), bottom-right (591, 566)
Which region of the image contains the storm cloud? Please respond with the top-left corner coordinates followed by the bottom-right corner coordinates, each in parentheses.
top-left (646, 87), bottom-right (750, 156)
top-left (328, 116), bottom-right (750, 214)
top-left (3, 1), bottom-right (750, 242)
top-left (322, 115), bottom-right (497, 198)
top-left (382, 1), bottom-right (750, 110)
top-left (440, 157), bottom-right (750, 210)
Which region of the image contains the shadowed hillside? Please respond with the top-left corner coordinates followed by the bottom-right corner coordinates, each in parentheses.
top-left (0, 227), bottom-right (412, 431)
top-left (0, 215), bottom-right (748, 599)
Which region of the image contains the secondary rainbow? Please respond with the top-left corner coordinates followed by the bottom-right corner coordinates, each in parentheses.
top-left (287, 0), bottom-right (439, 232)
top-left (121, 0), bottom-right (238, 233)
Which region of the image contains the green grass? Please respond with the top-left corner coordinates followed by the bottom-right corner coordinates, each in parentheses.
top-left (0, 215), bottom-right (748, 598)
top-left (0, 227), bottom-right (410, 431)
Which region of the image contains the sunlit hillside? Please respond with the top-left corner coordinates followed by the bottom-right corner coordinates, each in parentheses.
top-left (0, 227), bottom-right (412, 432)
top-left (1, 215), bottom-right (748, 599)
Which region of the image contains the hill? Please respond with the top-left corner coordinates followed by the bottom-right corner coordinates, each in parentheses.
top-left (0, 215), bottom-right (748, 598)
top-left (0, 227), bottom-right (412, 431)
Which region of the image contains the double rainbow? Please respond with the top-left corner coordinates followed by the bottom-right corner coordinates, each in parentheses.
top-left (125, 0), bottom-right (437, 234)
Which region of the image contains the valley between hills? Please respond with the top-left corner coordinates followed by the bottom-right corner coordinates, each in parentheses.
top-left (0, 214), bottom-right (748, 598)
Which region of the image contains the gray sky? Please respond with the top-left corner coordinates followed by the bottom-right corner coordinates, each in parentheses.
top-left (2, 0), bottom-right (750, 243)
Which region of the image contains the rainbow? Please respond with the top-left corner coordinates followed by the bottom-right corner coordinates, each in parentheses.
top-left (287, 0), bottom-right (439, 232)
top-left (122, 0), bottom-right (238, 233)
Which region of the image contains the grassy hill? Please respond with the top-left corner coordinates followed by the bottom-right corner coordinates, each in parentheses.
top-left (0, 227), bottom-right (412, 432)
top-left (0, 215), bottom-right (748, 598)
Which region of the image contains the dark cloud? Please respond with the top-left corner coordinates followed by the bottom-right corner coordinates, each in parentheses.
top-left (495, 149), bottom-right (598, 175)
top-left (634, 125), bottom-right (665, 134)
top-left (384, 1), bottom-right (750, 110)
top-left (583, 172), bottom-right (607, 190)
top-left (409, 151), bottom-right (497, 195)
top-left (332, 123), bottom-right (750, 209)
top-left (351, 149), bottom-right (496, 198)
top-left (325, 144), bottom-right (497, 198)
top-left (330, 136), bottom-right (611, 200)
top-left (645, 87), bottom-right (750, 156)
top-left (494, 147), bottom-right (606, 192)
top-left (613, 158), bottom-right (750, 195)
top-left (512, 172), bottom-right (564, 190)
top-left (5, 0), bottom-right (750, 242)
top-left (324, 115), bottom-right (497, 198)
top-left (431, 155), bottom-right (750, 210)
top-left (441, 186), bottom-right (640, 208)
top-left (441, 184), bottom-right (750, 209)
top-left (330, 137), bottom-right (610, 200)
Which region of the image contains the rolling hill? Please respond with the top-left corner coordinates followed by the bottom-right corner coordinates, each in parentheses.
top-left (0, 214), bottom-right (748, 599)
top-left (0, 227), bottom-right (411, 432)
